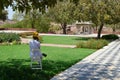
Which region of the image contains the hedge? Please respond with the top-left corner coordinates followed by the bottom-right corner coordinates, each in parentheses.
top-left (0, 32), bottom-right (20, 43)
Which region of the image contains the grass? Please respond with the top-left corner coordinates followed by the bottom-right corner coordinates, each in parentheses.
top-left (42, 35), bottom-right (92, 45)
top-left (0, 44), bottom-right (96, 80)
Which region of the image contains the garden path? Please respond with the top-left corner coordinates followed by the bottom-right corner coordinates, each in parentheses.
top-left (51, 39), bottom-right (120, 80)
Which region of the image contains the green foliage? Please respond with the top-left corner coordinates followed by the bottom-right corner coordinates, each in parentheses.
top-left (1, 20), bottom-right (31, 28)
top-left (76, 39), bottom-right (109, 49)
top-left (0, 32), bottom-right (20, 43)
top-left (1, 23), bottom-right (11, 28)
top-left (48, 24), bottom-right (60, 33)
top-left (35, 15), bottom-right (51, 33)
top-left (11, 40), bottom-right (21, 45)
top-left (101, 34), bottom-right (119, 40)
top-left (0, 0), bottom-right (58, 14)
top-left (19, 32), bottom-right (33, 38)
top-left (0, 10), bottom-right (8, 21)
top-left (48, 0), bottom-right (75, 24)
top-left (0, 0), bottom-right (80, 14)
top-left (12, 11), bottom-right (50, 33)
top-left (75, 0), bottom-right (120, 38)
top-left (19, 32), bottom-right (43, 43)
top-left (1, 13), bottom-right (50, 33)
top-left (12, 11), bottom-right (24, 21)
top-left (23, 9), bottom-right (41, 29)
top-left (48, 0), bottom-right (75, 34)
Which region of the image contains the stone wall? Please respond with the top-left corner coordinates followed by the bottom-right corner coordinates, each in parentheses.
top-left (0, 28), bottom-right (36, 31)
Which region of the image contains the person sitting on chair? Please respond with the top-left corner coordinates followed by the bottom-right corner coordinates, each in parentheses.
top-left (29, 32), bottom-right (47, 60)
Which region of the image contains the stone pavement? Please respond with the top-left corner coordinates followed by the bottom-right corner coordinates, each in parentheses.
top-left (51, 39), bottom-right (120, 80)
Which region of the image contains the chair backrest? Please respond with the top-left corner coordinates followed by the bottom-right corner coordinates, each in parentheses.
top-left (31, 49), bottom-right (41, 60)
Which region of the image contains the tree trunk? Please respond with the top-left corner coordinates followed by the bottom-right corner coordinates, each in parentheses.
top-left (112, 28), bottom-right (116, 33)
top-left (31, 13), bottom-right (35, 28)
top-left (61, 23), bottom-right (67, 34)
top-left (31, 22), bottom-right (34, 28)
top-left (31, 20), bottom-right (35, 28)
top-left (112, 25), bottom-right (116, 33)
top-left (97, 23), bottom-right (104, 39)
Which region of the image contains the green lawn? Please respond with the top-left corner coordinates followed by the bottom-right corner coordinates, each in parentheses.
top-left (0, 44), bottom-right (96, 80)
top-left (42, 35), bottom-right (91, 45)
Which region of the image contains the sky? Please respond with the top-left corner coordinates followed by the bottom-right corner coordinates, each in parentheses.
top-left (6, 6), bottom-right (15, 20)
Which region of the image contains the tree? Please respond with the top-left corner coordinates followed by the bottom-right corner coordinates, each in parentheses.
top-left (18, 10), bottom-right (50, 32)
top-left (48, 0), bottom-right (75, 34)
top-left (35, 14), bottom-right (51, 33)
top-left (0, 0), bottom-right (81, 14)
top-left (75, 0), bottom-right (120, 39)
top-left (12, 11), bottom-right (24, 21)
top-left (0, 10), bottom-right (8, 21)
top-left (25, 9), bottom-right (41, 28)
top-left (107, 23), bottom-right (120, 33)
top-left (0, 0), bottom-right (58, 14)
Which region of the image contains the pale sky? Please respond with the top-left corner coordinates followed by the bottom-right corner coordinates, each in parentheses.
top-left (6, 6), bottom-right (15, 20)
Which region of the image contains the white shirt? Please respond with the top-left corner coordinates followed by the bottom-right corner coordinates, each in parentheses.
top-left (29, 39), bottom-right (42, 58)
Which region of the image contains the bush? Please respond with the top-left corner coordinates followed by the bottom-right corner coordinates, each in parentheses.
top-left (0, 32), bottom-right (20, 43)
top-left (1, 20), bottom-right (32, 28)
top-left (19, 32), bottom-right (33, 38)
top-left (101, 34), bottom-right (119, 41)
top-left (35, 15), bottom-right (51, 33)
top-left (76, 39), bottom-right (109, 49)
top-left (48, 25), bottom-right (60, 34)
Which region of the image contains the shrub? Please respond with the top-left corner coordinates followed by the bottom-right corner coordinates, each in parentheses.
top-left (35, 15), bottom-right (51, 33)
top-left (0, 32), bottom-right (20, 43)
top-left (76, 39), bottom-right (109, 49)
top-left (19, 32), bottom-right (33, 38)
top-left (1, 20), bottom-right (32, 28)
top-left (101, 34), bottom-right (119, 41)
top-left (48, 25), bottom-right (60, 33)
top-left (12, 40), bottom-right (21, 45)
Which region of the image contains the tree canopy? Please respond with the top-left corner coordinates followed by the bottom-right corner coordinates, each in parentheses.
top-left (0, 0), bottom-right (58, 14)
top-left (0, 10), bottom-right (8, 21)
top-left (0, 0), bottom-right (79, 14)
top-left (48, 0), bottom-right (75, 34)
top-left (74, 0), bottom-right (120, 38)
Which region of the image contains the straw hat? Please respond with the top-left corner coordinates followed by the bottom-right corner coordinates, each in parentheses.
top-left (33, 32), bottom-right (39, 38)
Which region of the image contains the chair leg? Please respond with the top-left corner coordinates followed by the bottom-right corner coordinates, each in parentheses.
top-left (38, 60), bottom-right (42, 69)
top-left (31, 59), bottom-right (42, 69)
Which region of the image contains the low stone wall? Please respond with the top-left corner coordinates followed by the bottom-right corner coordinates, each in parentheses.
top-left (0, 28), bottom-right (36, 31)
top-left (94, 30), bottom-right (120, 35)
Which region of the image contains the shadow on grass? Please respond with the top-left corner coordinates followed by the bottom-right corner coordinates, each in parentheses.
top-left (0, 59), bottom-right (78, 80)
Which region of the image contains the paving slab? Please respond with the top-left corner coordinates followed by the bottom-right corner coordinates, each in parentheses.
top-left (51, 40), bottom-right (120, 80)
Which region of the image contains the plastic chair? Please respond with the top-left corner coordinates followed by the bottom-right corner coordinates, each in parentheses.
top-left (30, 49), bottom-right (42, 69)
